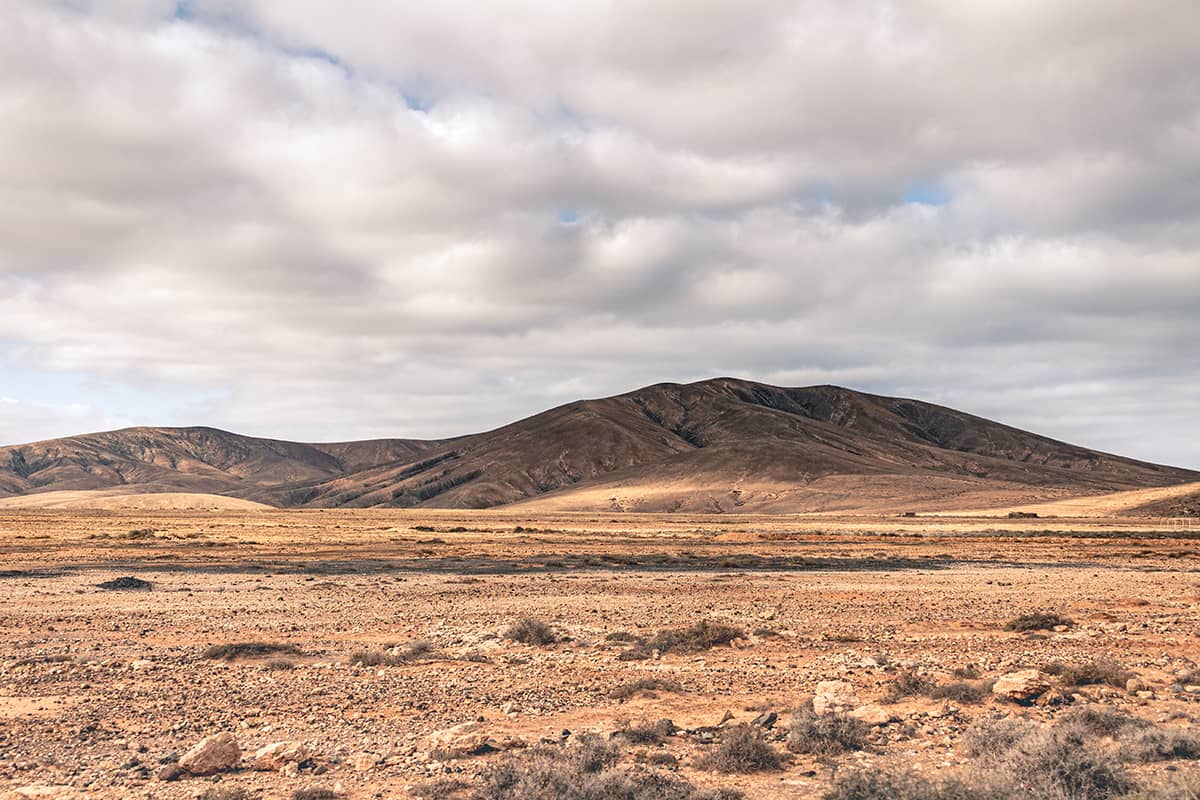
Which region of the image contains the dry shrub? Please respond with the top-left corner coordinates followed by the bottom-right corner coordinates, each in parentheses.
top-left (97, 576), bottom-right (153, 590)
top-left (1004, 612), bottom-right (1074, 632)
top-left (476, 733), bottom-right (741, 800)
top-left (199, 788), bottom-right (251, 800)
top-left (928, 679), bottom-right (995, 704)
top-left (292, 789), bottom-right (337, 800)
top-left (616, 719), bottom-right (676, 745)
top-left (1123, 728), bottom-right (1200, 762)
top-left (1045, 660), bottom-right (1132, 689)
top-left (821, 768), bottom-right (985, 800)
top-left (618, 621), bottom-right (744, 661)
top-left (609, 679), bottom-right (683, 702)
top-left (883, 667), bottom-right (935, 703)
top-left (786, 709), bottom-right (868, 756)
top-left (203, 642), bottom-right (302, 661)
top-left (350, 640), bottom-right (438, 666)
top-left (696, 724), bottom-right (784, 773)
top-left (504, 618), bottom-right (559, 646)
top-left (410, 778), bottom-right (473, 799)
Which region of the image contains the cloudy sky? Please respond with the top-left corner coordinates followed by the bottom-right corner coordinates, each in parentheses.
top-left (1, 1), bottom-right (1197, 467)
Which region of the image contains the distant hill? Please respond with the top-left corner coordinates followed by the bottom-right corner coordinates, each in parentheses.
top-left (1, 379), bottom-right (1195, 513)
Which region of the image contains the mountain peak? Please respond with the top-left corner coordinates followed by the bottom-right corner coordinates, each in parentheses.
top-left (1, 379), bottom-right (1195, 512)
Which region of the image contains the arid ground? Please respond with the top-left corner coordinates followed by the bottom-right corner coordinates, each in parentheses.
top-left (2, 508), bottom-right (1199, 799)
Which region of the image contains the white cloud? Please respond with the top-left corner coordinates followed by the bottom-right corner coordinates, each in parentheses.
top-left (0, 0), bottom-right (1196, 468)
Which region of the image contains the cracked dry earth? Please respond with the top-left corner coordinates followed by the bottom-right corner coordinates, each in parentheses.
top-left (1, 509), bottom-right (1198, 799)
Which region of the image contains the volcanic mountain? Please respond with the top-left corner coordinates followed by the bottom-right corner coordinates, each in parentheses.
top-left (1, 379), bottom-right (1195, 513)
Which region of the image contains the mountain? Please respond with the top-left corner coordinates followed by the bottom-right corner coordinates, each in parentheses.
top-left (0, 426), bottom-right (437, 499)
top-left (1, 379), bottom-right (1195, 513)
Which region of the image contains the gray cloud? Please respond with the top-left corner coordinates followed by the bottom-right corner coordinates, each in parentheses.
top-left (0, 0), bottom-right (1196, 469)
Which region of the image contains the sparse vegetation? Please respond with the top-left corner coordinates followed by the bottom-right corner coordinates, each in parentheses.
top-left (618, 620), bottom-right (744, 661)
top-left (1046, 660), bottom-right (1133, 689)
top-left (199, 787), bottom-right (251, 800)
top-left (292, 789), bottom-right (338, 800)
top-left (504, 618), bottom-right (560, 645)
top-left (696, 724), bottom-right (785, 773)
top-left (1123, 728), bottom-right (1200, 762)
top-left (1005, 611), bottom-right (1074, 632)
top-left (883, 667), bottom-right (935, 703)
top-left (96, 576), bottom-right (153, 591)
top-left (786, 709), bottom-right (868, 755)
top-left (616, 719), bottom-right (676, 745)
top-left (475, 733), bottom-right (742, 800)
top-left (928, 678), bottom-right (995, 704)
top-left (411, 778), bottom-right (472, 799)
top-left (350, 640), bottom-right (438, 666)
top-left (608, 678), bottom-right (683, 702)
top-left (203, 642), bottom-right (303, 661)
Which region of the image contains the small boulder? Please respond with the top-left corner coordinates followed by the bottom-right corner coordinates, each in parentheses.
top-left (253, 741), bottom-right (310, 771)
top-left (178, 733), bottom-right (240, 775)
top-left (992, 670), bottom-right (1051, 704)
top-left (426, 722), bottom-right (525, 759)
top-left (813, 680), bottom-right (859, 715)
top-left (750, 711), bottom-right (778, 729)
top-left (848, 704), bottom-right (894, 726)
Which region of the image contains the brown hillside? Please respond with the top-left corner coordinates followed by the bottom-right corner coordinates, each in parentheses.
top-left (1, 379), bottom-right (1194, 512)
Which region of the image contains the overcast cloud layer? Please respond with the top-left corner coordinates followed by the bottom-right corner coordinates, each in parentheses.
top-left (1, 0), bottom-right (1197, 467)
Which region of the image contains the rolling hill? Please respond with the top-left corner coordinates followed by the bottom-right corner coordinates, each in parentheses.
top-left (1, 379), bottom-right (1195, 513)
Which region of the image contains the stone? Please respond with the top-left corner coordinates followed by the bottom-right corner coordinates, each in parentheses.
top-left (992, 670), bottom-right (1051, 704)
top-left (813, 680), bottom-right (859, 715)
top-left (253, 741), bottom-right (310, 771)
top-left (750, 711), bottom-right (778, 729)
top-left (352, 752), bottom-right (378, 772)
top-left (1125, 678), bottom-right (1146, 693)
top-left (178, 733), bottom-right (241, 775)
top-left (155, 764), bottom-right (182, 782)
top-left (848, 704), bottom-right (894, 726)
top-left (426, 722), bottom-right (525, 759)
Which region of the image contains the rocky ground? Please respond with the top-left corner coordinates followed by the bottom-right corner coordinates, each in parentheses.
top-left (0, 509), bottom-right (1198, 799)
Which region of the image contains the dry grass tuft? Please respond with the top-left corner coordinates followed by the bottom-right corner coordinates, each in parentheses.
top-left (504, 618), bottom-right (559, 646)
top-left (203, 642), bottom-right (302, 661)
top-left (786, 709), bottom-right (868, 756)
top-left (1045, 660), bottom-right (1132, 689)
top-left (1004, 611), bottom-right (1074, 632)
top-left (618, 621), bottom-right (744, 661)
top-left (608, 678), bottom-right (683, 702)
top-left (696, 724), bottom-right (784, 773)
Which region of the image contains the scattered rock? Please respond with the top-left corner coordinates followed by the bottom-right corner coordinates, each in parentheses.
top-left (426, 722), bottom-right (526, 759)
top-left (750, 711), bottom-right (778, 729)
top-left (178, 732), bottom-right (241, 775)
top-left (992, 670), bottom-right (1051, 704)
top-left (253, 740), bottom-right (310, 771)
top-left (848, 704), bottom-right (894, 726)
top-left (156, 764), bottom-right (182, 782)
top-left (813, 680), bottom-right (859, 715)
top-left (352, 752), bottom-right (378, 772)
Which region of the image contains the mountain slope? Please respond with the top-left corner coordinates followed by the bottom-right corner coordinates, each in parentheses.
top-left (0, 426), bottom-right (437, 499)
top-left (254, 379), bottom-right (1198, 511)
top-left (1, 379), bottom-right (1194, 512)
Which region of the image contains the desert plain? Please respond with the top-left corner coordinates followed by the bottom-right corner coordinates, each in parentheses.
top-left (1, 505), bottom-right (1199, 800)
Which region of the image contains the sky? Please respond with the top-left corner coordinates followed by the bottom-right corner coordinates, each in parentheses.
top-left (1, 1), bottom-right (1197, 468)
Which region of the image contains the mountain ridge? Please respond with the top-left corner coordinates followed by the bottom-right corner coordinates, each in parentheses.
top-left (1, 378), bottom-right (1195, 512)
